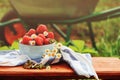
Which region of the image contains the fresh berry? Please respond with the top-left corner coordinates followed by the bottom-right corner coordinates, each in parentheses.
top-left (20, 24), bottom-right (55, 46)
top-left (35, 36), bottom-right (43, 45)
top-left (44, 38), bottom-right (50, 45)
top-left (47, 32), bottom-right (54, 39)
top-left (38, 34), bottom-right (46, 41)
top-left (26, 29), bottom-right (36, 36)
top-left (21, 36), bottom-right (32, 44)
top-left (36, 24), bottom-right (48, 34)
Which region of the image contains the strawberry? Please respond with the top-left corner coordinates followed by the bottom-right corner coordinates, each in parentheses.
top-left (47, 32), bottom-right (54, 39)
top-left (36, 24), bottom-right (48, 34)
top-left (26, 29), bottom-right (36, 36)
top-left (35, 36), bottom-right (43, 45)
top-left (38, 34), bottom-right (46, 41)
top-left (44, 38), bottom-right (50, 45)
top-left (21, 36), bottom-right (32, 44)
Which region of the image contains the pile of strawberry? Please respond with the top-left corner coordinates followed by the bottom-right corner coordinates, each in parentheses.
top-left (20, 24), bottom-right (55, 46)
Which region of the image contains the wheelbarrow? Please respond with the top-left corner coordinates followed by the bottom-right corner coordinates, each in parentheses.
top-left (0, 0), bottom-right (120, 50)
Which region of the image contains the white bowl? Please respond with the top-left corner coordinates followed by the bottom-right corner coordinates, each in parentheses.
top-left (19, 43), bottom-right (55, 59)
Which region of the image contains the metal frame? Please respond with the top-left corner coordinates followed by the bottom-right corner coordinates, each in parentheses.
top-left (0, 7), bottom-right (120, 50)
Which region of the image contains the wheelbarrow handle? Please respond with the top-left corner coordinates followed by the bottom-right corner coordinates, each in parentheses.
top-left (0, 18), bottom-right (21, 27)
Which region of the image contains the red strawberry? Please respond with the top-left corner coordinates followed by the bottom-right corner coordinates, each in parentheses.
top-left (35, 36), bottom-right (43, 45)
top-left (26, 29), bottom-right (36, 36)
top-left (38, 34), bottom-right (46, 41)
top-left (36, 24), bottom-right (48, 34)
top-left (47, 32), bottom-right (54, 39)
top-left (21, 36), bottom-right (32, 44)
top-left (44, 38), bottom-right (50, 45)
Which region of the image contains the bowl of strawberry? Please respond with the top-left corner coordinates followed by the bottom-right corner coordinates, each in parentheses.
top-left (19, 24), bottom-right (56, 60)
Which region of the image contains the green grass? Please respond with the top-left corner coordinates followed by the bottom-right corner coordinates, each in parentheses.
top-left (0, 0), bottom-right (120, 57)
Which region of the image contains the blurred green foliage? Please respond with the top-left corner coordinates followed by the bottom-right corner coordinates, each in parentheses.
top-left (0, 41), bottom-right (19, 50)
top-left (68, 40), bottom-right (99, 57)
top-left (0, 0), bottom-right (120, 57)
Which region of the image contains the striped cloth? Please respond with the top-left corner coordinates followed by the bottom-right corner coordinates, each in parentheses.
top-left (0, 50), bottom-right (29, 66)
top-left (60, 46), bottom-right (99, 80)
top-left (0, 46), bottom-right (99, 80)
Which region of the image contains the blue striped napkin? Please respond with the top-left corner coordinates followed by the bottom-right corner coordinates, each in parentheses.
top-left (60, 46), bottom-right (99, 80)
top-left (0, 50), bottom-right (29, 66)
top-left (0, 45), bottom-right (99, 80)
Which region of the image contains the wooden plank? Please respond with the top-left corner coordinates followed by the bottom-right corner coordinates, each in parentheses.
top-left (92, 57), bottom-right (120, 79)
top-left (0, 57), bottom-right (119, 79)
top-left (0, 62), bottom-right (75, 76)
top-left (93, 57), bottom-right (120, 73)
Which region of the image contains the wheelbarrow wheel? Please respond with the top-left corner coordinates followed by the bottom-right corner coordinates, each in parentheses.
top-left (0, 10), bottom-right (26, 45)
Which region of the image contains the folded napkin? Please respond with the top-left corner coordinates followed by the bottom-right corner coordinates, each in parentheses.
top-left (60, 46), bottom-right (99, 80)
top-left (0, 50), bottom-right (29, 66)
top-left (0, 45), bottom-right (99, 80)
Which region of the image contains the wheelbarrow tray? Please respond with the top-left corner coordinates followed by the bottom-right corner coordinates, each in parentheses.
top-left (9, 0), bottom-right (99, 21)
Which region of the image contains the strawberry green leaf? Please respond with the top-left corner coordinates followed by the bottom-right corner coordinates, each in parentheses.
top-left (0, 46), bottom-right (10, 50)
top-left (10, 41), bottom-right (19, 50)
top-left (82, 48), bottom-right (99, 56)
top-left (72, 40), bottom-right (85, 51)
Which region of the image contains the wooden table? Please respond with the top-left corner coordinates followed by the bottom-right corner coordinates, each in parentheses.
top-left (0, 57), bottom-right (120, 80)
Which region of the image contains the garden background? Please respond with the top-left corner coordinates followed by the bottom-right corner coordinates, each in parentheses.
top-left (0, 0), bottom-right (120, 57)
